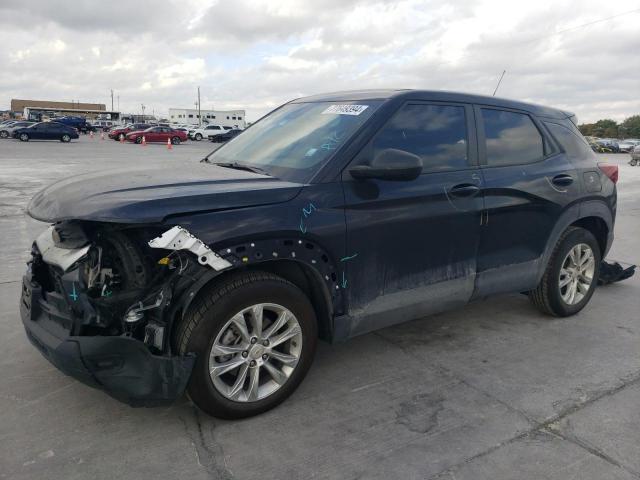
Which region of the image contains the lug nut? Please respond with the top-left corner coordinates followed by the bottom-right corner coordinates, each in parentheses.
top-left (249, 360), bottom-right (256, 367)
top-left (242, 351), bottom-right (248, 358)
top-left (250, 337), bottom-right (258, 344)
top-left (262, 340), bottom-right (269, 347)
top-left (262, 354), bottom-right (268, 360)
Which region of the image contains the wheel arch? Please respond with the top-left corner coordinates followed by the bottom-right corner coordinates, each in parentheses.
top-left (537, 200), bottom-right (613, 283)
top-left (170, 237), bottom-right (342, 347)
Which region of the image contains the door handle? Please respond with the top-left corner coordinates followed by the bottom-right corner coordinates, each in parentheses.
top-left (552, 174), bottom-right (574, 187)
top-left (448, 183), bottom-right (481, 198)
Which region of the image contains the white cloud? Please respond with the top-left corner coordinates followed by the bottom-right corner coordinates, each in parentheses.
top-left (0, 0), bottom-right (638, 122)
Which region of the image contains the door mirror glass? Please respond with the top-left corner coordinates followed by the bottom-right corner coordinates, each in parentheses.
top-left (349, 148), bottom-right (423, 181)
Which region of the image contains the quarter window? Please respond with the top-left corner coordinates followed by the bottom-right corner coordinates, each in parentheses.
top-left (481, 109), bottom-right (544, 166)
top-left (372, 104), bottom-right (469, 172)
top-left (544, 122), bottom-right (594, 160)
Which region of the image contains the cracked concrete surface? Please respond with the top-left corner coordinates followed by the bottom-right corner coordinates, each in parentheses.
top-left (0, 137), bottom-right (638, 479)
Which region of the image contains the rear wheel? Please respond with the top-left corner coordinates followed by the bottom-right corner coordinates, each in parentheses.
top-left (19, 133), bottom-right (29, 142)
top-left (61, 134), bottom-right (71, 143)
top-left (177, 271), bottom-right (317, 419)
top-left (529, 227), bottom-right (600, 316)
top-left (134, 137), bottom-right (142, 144)
top-left (171, 136), bottom-right (181, 145)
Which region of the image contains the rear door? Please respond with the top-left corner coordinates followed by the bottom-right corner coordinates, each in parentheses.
top-left (473, 106), bottom-right (580, 297)
top-left (341, 102), bottom-right (484, 336)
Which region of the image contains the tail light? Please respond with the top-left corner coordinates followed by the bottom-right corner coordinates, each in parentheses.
top-left (598, 163), bottom-right (618, 184)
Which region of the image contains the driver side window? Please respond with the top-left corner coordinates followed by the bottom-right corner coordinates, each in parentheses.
top-left (371, 104), bottom-right (469, 173)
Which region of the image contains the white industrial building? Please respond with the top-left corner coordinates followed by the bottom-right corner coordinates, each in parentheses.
top-left (168, 108), bottom-right (246, 128)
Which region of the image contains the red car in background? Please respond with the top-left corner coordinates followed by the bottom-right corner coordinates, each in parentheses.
top-left (109, 123), bottom-right (156, 141)
top-left (126, 126), bottom-right (188, 145)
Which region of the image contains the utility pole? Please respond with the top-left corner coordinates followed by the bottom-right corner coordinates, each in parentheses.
top-left (141, 103), bottom-right (145, 121)
top-left (117, 95), bottom-right (120, 111)
top-left (110, 89), bottom-right (114, 111)
top-left (197, 86), bottom-right (202, 126)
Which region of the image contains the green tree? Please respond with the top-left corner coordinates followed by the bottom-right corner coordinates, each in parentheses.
top-left (620, 115), bottom-right (640, 138)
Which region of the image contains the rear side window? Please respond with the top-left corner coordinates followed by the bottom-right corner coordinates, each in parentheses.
top-left (373, 104), bottom-right (469, 172)
top-left (544, 121), bottom-right (594, 161)
top-left (481, 109), bottom-right (544, 166)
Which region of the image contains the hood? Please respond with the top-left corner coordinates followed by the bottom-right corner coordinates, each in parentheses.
top-left (28, 163), bottom-right (303, 223)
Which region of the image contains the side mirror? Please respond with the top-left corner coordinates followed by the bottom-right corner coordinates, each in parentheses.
top-left (349, 148), bottom-right (423, 181)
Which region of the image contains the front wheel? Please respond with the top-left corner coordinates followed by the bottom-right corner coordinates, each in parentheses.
top-left (171, 136), bottom-right (181, 145)
top-left (19, 133), bottom-right (29, 142)
top-left (61, 134), bottom-right (71, 143)
top-left (134, 137), bottom-right (142, 144)
top-left (177, 271), bottom-right (317, 419)
top-left (195, 133), bottom-right (203, 141)
top-left (529, 227), bottom-right (600, 316)
top-left (0, 130), bottom-right (8, 138)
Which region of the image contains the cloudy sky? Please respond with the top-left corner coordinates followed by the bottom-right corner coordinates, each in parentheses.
top-left (1, 0), bottom-right (639, 123)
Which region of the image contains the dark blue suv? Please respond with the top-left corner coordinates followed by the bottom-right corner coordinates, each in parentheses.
top-left (20, 90), bottom-right (617, 418)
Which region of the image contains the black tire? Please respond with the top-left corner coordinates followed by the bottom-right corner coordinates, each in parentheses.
top-left (195, 133), bottom-right (202, 141)
top-left (61, 134), bottom-right (71, 143)
top-left (529, 227), bottom-right (601, 317)
top-left (0, 130), bottom-right (8, 138)
top-left (177, 271), bottom-right (318, 419)
top-left (171, 136), bottom-right (181, 145)
top-left (19, 133), bottom-right (29, 142)
top-left (134, 136), bottom-right (142, 144)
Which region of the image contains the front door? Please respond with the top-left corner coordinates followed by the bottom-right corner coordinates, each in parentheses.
top-left (341, 102), bottom-right (484, 337)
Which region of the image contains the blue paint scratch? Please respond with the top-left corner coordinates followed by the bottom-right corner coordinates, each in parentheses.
top-left (69, 283), bottom-right (78, 301)
top-left (341, 271), bottom-right (348, 289)
top-left (302, 203), bottom-right (316, 218)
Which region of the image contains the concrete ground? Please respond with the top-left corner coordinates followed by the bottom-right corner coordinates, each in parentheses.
top-left (0, 135), bottom-right (638, 480)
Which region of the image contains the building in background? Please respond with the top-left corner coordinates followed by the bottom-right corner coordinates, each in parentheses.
top-left (168, 108), bottom-right (246, 128)
top-left (9, 99), bottom-right (119, 122)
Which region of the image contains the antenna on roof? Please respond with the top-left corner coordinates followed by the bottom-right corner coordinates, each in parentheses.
top-left (492, 70), bottom-right (506, 97)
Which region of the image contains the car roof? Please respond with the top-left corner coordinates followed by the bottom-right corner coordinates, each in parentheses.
top-left (291, 89), bottom-right (573, 120)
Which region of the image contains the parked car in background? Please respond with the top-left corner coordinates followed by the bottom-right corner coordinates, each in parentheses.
top-left (618, 139), bottom-right (640, 153)
top-left (92, 120), bottom-right (116, 132)
top-left (0, 121), bottom-right (35, 138)
top-left (189, 124), bottom-right (233, 141)
top-left (13, 122), bottom-right (79, 142)
top-left (54, 116), bottom-right (94, 134)
top-left (208, 128), bottom-right (243, 143)
top-left (20, 90), bottom-right (617, 419)
top-left (596, 139), bottom-right (620, 152)
top-left (125, 126), bottom-right (187, 144)
top-left (109, 123), bottom-right (156, 141)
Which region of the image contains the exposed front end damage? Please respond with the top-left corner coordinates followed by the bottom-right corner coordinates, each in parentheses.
top-left (19, 222), bottom-right (224, 406)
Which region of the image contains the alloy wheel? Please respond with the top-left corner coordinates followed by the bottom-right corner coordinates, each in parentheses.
top-left (208, 303), bottom-right (302, 402)
top-left (559, 243), bottom-right (595, 305)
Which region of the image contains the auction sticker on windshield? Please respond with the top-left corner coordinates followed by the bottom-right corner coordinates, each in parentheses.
top-left (322, 104), bottom-right (369, 115)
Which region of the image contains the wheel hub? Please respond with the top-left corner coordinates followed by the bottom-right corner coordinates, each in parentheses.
top-left (208, 302), bottom-right (303, 402)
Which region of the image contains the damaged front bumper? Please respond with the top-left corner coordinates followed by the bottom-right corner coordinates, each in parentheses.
top-left (18, 225), bottom-right (213, 407)
top-left (20, 272), bottom-right (195, 406)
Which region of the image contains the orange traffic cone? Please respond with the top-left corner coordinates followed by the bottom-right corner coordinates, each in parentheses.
top-left (100, 132), bottom-right (105, 140)
top-left (119, 134), bottom-right (124, 144)
top-left (90, 131), bottom-right (94, 139)
top-left (167, 137), bottom-right (172, 150)
top-left (141, 136), bottom-right (146, 146)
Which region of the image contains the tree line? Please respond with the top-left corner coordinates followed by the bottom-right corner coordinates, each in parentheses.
top-left (578, 115), bottom-right (640, 139)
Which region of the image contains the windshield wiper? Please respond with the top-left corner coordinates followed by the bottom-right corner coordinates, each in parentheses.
top-left (211, 162), bottom-right (270, 176)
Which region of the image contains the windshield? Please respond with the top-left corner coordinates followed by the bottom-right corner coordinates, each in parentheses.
top-left (210, 101), bottom-right (381, 182)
